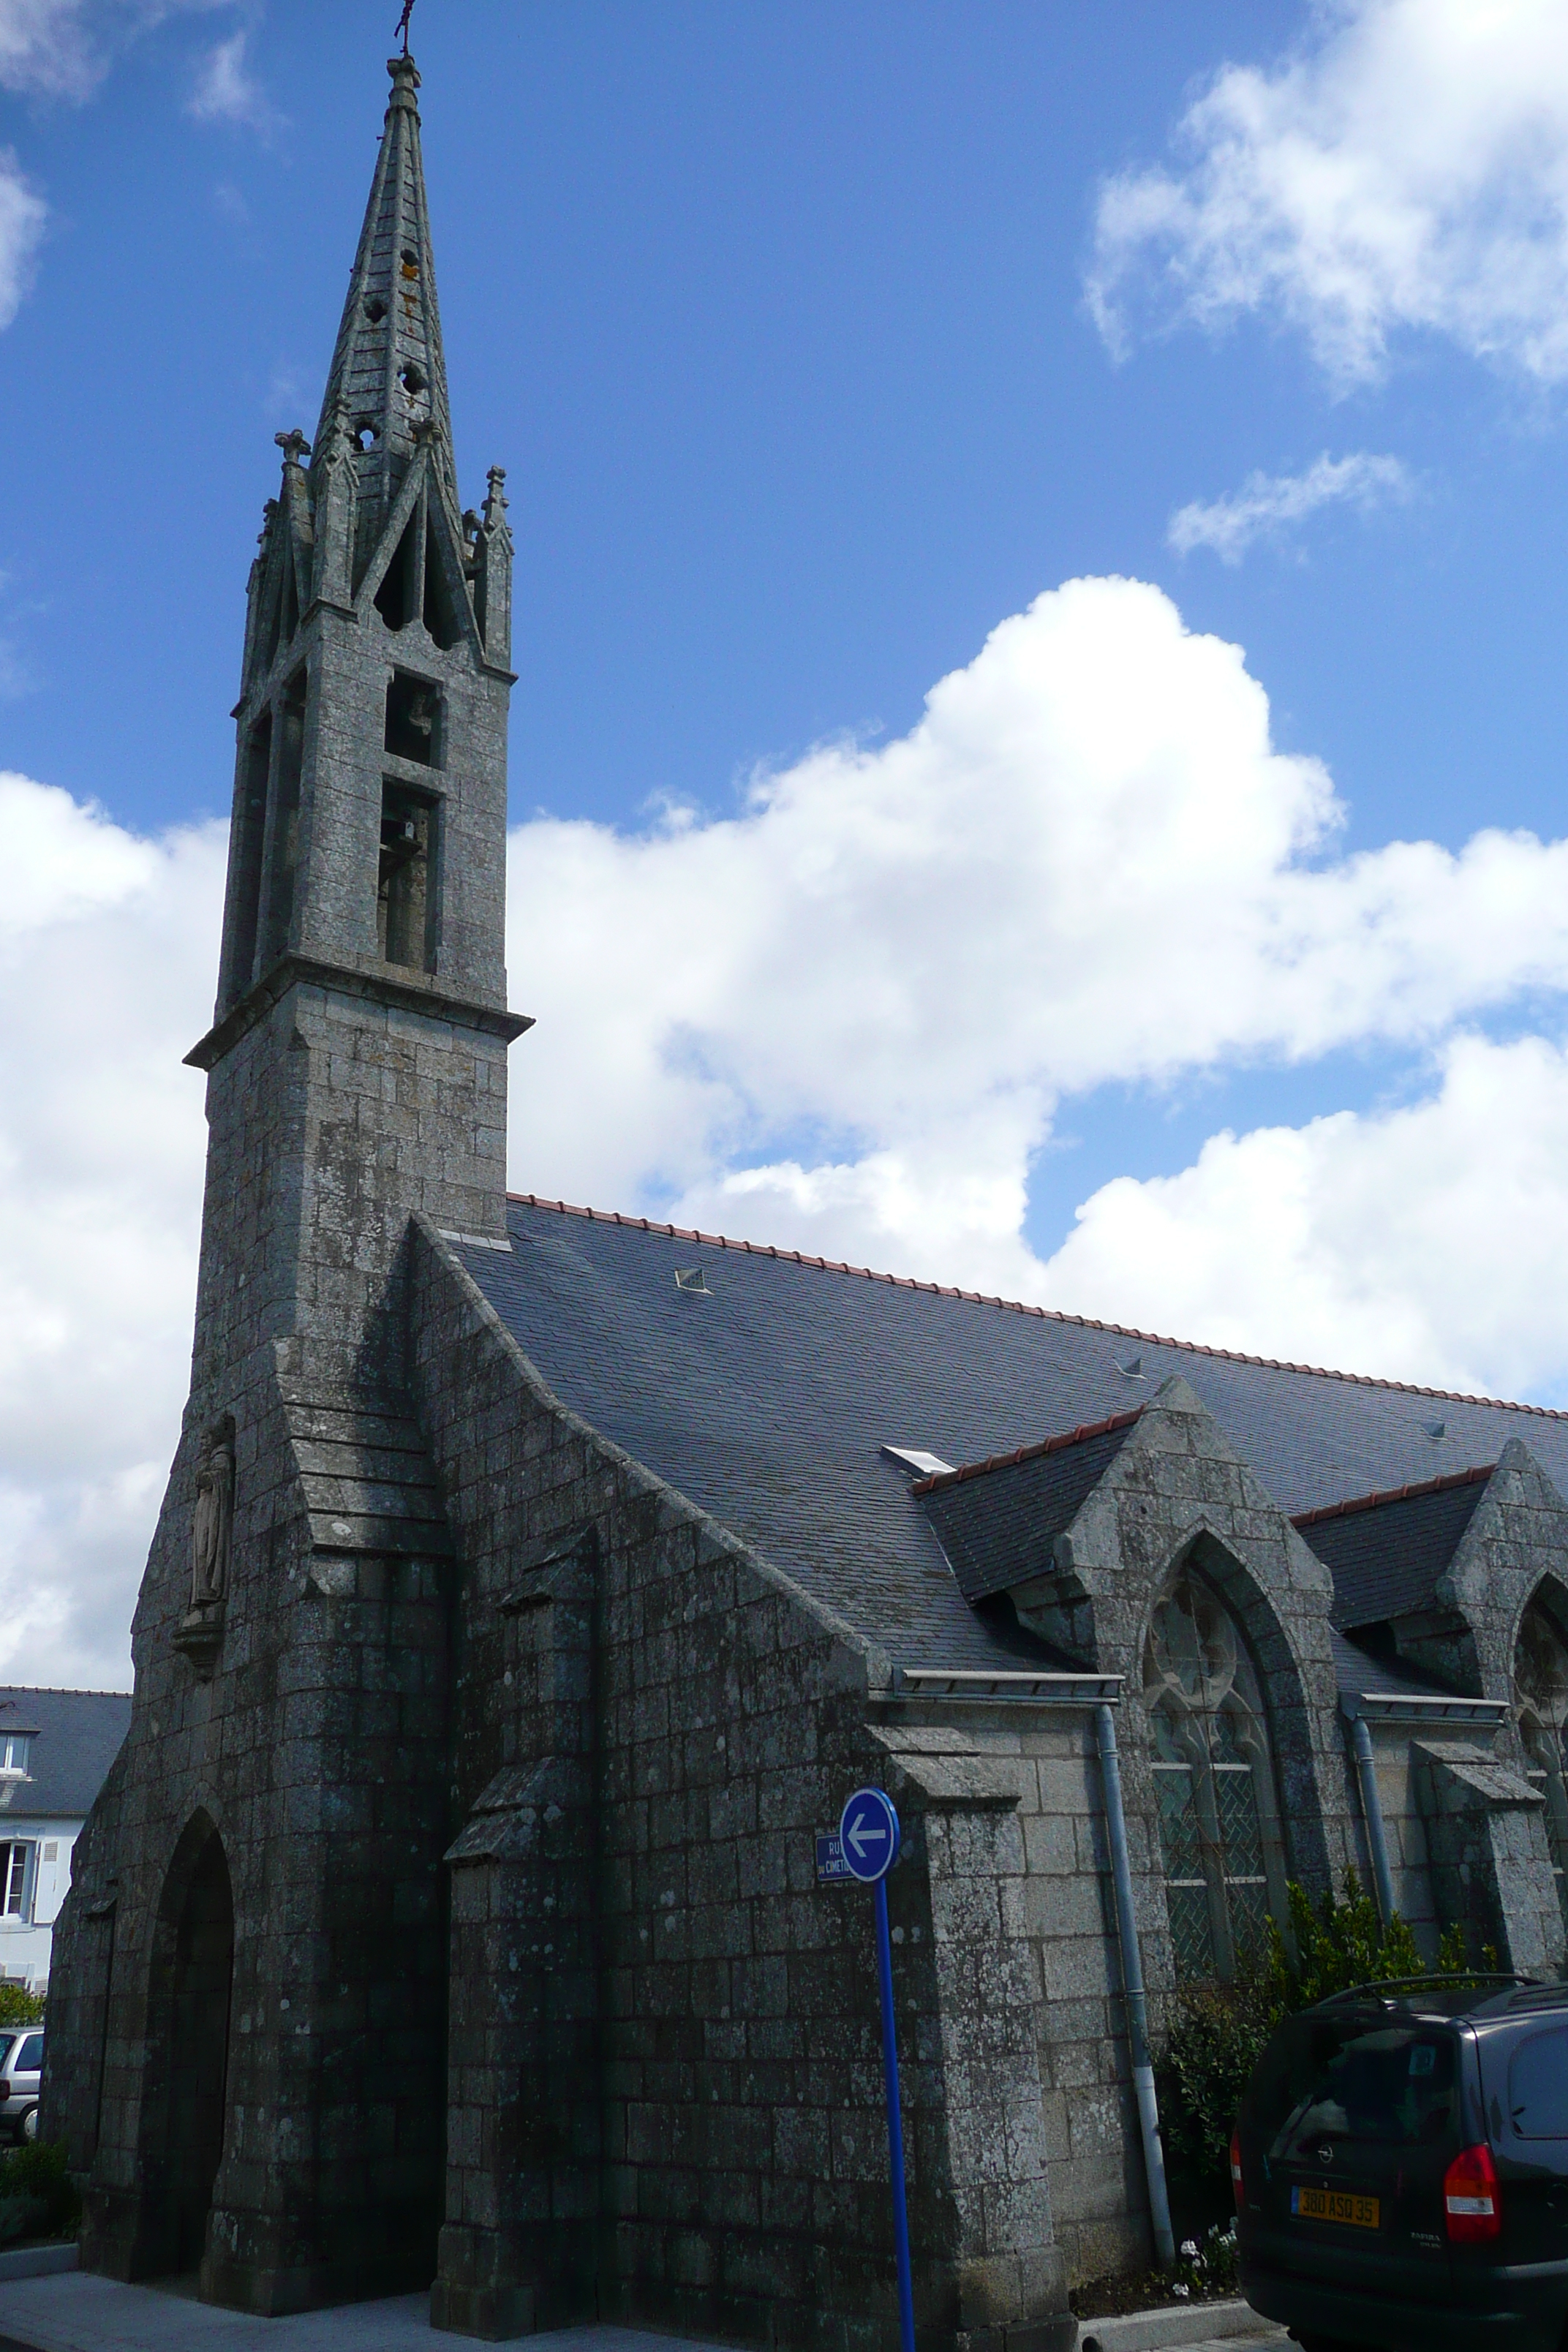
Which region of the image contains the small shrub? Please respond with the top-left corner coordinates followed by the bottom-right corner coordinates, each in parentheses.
top-left (0, 1987), bottom-right (44, 2028)
top-left (0, 2142), bottom-right (79, 2240)
top-left (1169, 2220), bottom-right (1239, 2302)
top-left (1155, 1972), bottom-right (1278, 2198)
top-left (1267, 1872), bottom-right (1422, 2009)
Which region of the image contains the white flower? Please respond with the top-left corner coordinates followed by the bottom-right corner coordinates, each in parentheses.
top-left (1180, 2239), bottom-right (1199, 2258)
top-left (1173, 2283), bottom-right (1191, 2299)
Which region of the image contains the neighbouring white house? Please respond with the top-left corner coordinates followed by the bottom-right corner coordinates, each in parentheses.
top-left (0, 1691), bottom-right (130, 1992)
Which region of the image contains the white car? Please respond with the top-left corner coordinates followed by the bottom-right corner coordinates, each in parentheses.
top-left (0, 2028), bottom-right (42, 2142)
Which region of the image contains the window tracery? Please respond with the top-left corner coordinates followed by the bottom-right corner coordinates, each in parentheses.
top-left (1144, 1563), bottom-right (1289, 1982)
top-left (1514, 1594), bottom-right (1568, 1937)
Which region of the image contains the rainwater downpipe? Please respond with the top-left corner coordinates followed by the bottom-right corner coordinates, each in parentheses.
top-left (1349, 1707), bottom-right (1398, 1930)
top-left (1095, 1701), bottom-right (1175, 2268)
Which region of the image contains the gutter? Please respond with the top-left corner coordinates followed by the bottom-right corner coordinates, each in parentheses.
top-left (893, 1666), bottom-right (1122, 1705)
top-left (1096, 1701), bottom-right (1175, 2269)
top-left (1352, 1691), bottom-right (1507, 1727)
top-left (1344, 1708), bottom-right (1398, 1931)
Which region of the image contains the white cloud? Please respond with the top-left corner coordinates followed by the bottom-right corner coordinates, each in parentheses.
top-left (0, 0), bottom-right (106, 99)
top-left (22, 573), bottom-right (1568, 1679)
top-left (0, 775), bottom-right (221, 1686)
top-left (1169, 451), bottom-right (1413, 563)
top-left (0, 148), bottom-right (45, 331)
top-left (505, 573), bottom-right (1568, 1295)
top-left (0, 0), bottom-right (227, 102)
top-left (186, 26), bottom-right (272, 134)
top-left (1040, 1030), bottom-right (1568, 1404)
top-left (0, 2), bottom-right (239, 330)
top-left (1090, 0), bottom-right (1568, 386)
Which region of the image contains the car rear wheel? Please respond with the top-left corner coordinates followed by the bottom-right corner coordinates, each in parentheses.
top-left (17, 2106), bottom-right (37, 2144)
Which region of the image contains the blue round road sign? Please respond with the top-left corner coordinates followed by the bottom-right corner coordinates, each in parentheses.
top-left (839, 1786), bottom-right (900, 1883)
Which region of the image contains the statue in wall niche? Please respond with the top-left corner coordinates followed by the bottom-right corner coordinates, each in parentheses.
top-left (190, 1425), bottom-right (235, 1609)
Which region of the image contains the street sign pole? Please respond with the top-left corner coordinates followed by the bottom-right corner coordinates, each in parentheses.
top-left (840, 1786), bottom-right (916, 2352)
top-left (873, 1869), bottom-right (916, 2352)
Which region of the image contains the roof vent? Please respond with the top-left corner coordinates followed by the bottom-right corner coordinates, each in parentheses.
top-left (881, 1445), bottom-right (955, 1478)
top-left (1422, 1419), bottom-right (1447, 1440)
top-left (1115, 1355), bottom-right (1148, 1381)
top-left (674, 1267), bottom-right (711, 1295)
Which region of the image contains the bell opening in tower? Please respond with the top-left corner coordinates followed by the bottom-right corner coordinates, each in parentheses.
top-left (225, 712), bottom-right (271, 1000)
top-left (378, 780), bottom-right (438, 970)
top-left (258, 669), bottom-right (307, 973)
top-left (385, 670), bottom-right (442, 766)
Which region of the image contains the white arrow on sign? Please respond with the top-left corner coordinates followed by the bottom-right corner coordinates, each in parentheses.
top-left (846, 1814), bottom-right (888, 1858)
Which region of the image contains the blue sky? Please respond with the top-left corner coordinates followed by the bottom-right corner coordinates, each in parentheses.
top-left (3, 0), bottom-right (1551, 863)
top-left (7, 2), bottom-right (1568, 1232)
top-left (15, 0), bottom-right (1568, 1676)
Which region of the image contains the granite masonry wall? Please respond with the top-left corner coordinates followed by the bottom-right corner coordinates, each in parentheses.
top-left (407, 1217), bottom-right (1077, 2352)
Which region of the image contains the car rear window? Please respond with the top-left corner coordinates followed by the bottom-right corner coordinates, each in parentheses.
top-left (11, 2035), bottom-right (41, 2073)
top-left (1250, 2016), bottom-right (1460, 2155)
top-left (1509, 2027), bottom-right (1568, 2136)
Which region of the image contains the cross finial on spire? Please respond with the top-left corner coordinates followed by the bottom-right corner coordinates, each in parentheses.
top-left (395, 0), bottom-right (415, 58)
top-left (275, 429), bottom-right (312, 467)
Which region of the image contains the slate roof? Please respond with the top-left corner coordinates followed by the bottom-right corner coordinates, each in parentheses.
top-left (0, 1689), bottom-right (130, 1820)
top-left (1329, 1628), bottom-right (1463, 1704)
top-left (451, 1198), bottom-right (1568, 1674)
top-left (1294, 1469), bottom-right (1493, 1630)
top-left (917, 1414), bottom-right (1143, 1602)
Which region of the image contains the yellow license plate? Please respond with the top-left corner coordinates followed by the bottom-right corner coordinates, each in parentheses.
top-left (1292, 2185), bottom-right (1379, 2229)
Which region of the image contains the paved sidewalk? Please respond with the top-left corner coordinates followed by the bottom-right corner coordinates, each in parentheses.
top-left (0, 2271), bottom-right (1289, 2352)
top-left (0, 2274), bottom-right (741, 2352)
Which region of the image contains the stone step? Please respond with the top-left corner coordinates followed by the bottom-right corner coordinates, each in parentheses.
top-left (1077, 2296), bottom-right (1286, 2352)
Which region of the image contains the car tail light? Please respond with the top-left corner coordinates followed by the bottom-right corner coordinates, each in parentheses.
top-left (1444, 2142), bottom-right (1501, 2243)
top-left (0, 2082), bottom-right (11, 2100)
top-left (1230, 2125), bottom-right (1244, 2209)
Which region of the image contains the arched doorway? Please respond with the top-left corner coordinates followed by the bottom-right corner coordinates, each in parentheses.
top-left (162, 1831), bottom-right (234, 2274)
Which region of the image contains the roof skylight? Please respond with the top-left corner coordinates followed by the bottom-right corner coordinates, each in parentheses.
top-left (881, 1445), bottom-right (955, 1477)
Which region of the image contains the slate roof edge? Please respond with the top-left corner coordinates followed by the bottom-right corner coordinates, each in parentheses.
top-left (506, 1194), bottom-right (1568, 1422)
top-left (1292, 1463), bottom-right (1496, 1529)
top-left (0, 1688), bottom-right (132, 1700)
top-left (418, 1215), bottom-right (895, 1684)
top-left (911, 1409), bottom-right (1145, 1497)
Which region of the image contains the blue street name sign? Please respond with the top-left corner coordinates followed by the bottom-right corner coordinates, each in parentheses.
top-left (840, 1786), bottom-right (915, 2352)
top-left (838, 1784), bottom-right (900, 1882)
top-left (815, 1832), bottom-right (852, 1883)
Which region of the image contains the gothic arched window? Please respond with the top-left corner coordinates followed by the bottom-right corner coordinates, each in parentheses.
top-left (1515, 1595), bottom-right (1568, 1938)
top-left (1144, 1563), bottom-right (1289, 1983)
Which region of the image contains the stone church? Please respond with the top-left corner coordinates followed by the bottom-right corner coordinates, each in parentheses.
top-left (42, 46), bottom-right (1568, 2352)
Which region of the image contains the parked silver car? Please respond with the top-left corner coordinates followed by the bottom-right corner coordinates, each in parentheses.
top-left (0, 2029), bottom-right (42, 2142)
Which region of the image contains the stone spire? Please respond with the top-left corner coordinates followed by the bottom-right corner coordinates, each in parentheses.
top-left (314, 53), bottom-right (458, 550)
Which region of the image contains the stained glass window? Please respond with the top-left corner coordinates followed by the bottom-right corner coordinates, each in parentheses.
top-left (1515, 1597), bottom-right (1568, 1940)
top-left (1144, 1563), bottom-right (1288, 1983)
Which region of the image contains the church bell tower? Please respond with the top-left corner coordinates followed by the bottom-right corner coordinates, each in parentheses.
top-left (190, 45), bottom-right (526, 1420)
top-left (45, 52), bottom-right (526, 2316)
